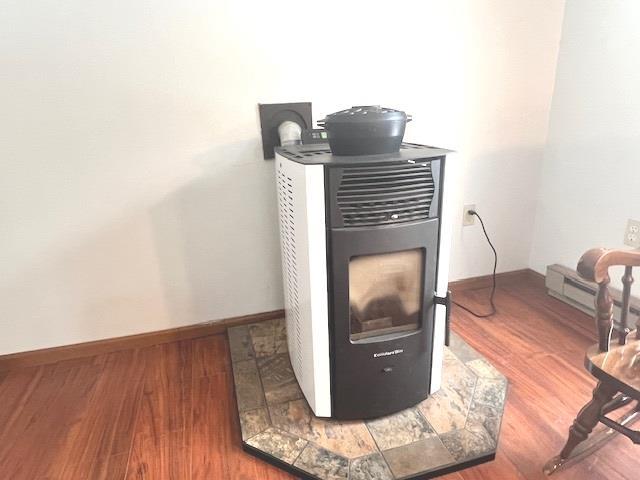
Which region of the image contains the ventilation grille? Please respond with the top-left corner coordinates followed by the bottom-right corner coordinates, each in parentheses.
top-left (278, 143), bottom-right (435, 160)
top-left (279, 147), bottom-right (332, 159)
top-left (276, 165), bottom-right (303, 379)
top-left (337, 162), bottom-right (435, 227)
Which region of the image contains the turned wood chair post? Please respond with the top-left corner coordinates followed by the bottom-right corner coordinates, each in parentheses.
top-left (619, 266), bottom-right (633, 345)
top-left (558, 381), bottom-right (618, 460)
top-left (595, 275), bottom-right (613, 352)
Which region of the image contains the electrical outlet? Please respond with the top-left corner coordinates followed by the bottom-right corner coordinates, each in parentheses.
top-left (463, 204), bottom-right (476, 226)
top-left (624, 219), bottom-right (640, 247)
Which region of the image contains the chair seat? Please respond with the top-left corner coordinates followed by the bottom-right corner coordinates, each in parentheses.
top-left (586, 332), bottom-right (640, 398)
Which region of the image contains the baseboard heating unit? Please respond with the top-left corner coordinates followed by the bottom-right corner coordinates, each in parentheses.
top-left (545, 264), bottom-right (640, 329)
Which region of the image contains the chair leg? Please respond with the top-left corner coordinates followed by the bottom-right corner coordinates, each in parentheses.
top-left (544, 381), bottom-right (617, 474)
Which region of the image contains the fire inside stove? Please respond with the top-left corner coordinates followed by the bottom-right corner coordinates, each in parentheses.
top-left (349, 248), bottom-right (424, 341)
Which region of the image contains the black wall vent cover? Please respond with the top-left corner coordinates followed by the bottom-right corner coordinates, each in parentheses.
top-left (258, 102), bottom-right (312, 159)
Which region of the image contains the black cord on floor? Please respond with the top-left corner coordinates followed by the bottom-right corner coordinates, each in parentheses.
top-left (452, 210), bottom-right (498, 318)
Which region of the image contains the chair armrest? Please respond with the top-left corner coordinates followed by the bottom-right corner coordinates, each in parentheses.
top-left (577, 248), bottom-right (640, 284)
top-left (578, 247), bottom-right (640, 352)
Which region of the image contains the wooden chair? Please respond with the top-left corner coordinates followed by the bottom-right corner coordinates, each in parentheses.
top-left (544, 247), bottom-right (640, 474)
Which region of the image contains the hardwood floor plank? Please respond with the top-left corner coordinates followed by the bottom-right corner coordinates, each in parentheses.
top-left (0, 364), bottom-right (65, 478)
top-left (0, 358), bottom-right (107, 479)
top-left (136, 341), bottom-right (193, 437)
top-left (126, 430), bottom-right (190, 479)
top-left (192, 335), bottom-right (231, 378)
top-left (191, 373), bottom-right (232, 479)
top-left (46, 348), bottom-right (148, 479)
top-left (0, 365), bottom-right (44, 443)
top-left (443, 450), bottom-right (526, 480)
top-left (125, 340), bottom-right (193, 479)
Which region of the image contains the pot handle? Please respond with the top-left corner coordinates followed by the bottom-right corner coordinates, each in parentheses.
top-left (406, 114), bottom-right (413, 123)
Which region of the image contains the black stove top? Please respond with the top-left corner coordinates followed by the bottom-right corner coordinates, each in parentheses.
top-left (275, 142), bottom-right (452, 166)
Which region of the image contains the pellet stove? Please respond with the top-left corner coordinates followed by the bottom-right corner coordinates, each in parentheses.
top-left (275, 142), bottom-right (453, 420)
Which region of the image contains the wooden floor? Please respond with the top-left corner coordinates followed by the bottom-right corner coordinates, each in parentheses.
top-left (0, 273), bottom-right (637, 479)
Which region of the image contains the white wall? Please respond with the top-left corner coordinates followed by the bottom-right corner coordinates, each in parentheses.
top-left (450, 0), bottom-right (564, 280)
top-left (1, 0), bottom-right (564, 354)
top-left (530, 1), bottom-right (640, 280)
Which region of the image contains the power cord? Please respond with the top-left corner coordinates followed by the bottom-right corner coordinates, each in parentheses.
top-left (452, 210), bottom-right (498, 318)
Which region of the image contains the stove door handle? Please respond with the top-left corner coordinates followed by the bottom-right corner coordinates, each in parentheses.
top-left (434, 291), bottom-right (452, 347)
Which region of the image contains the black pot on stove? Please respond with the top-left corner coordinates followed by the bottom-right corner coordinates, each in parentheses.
top-left (318, 105), bottom-right (412, 156)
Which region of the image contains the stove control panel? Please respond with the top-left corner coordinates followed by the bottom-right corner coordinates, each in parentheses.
top-left (301, 128), bottom-right (329, 145)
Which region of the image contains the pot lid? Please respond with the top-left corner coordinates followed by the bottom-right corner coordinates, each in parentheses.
top-left (320, 105), bottom-right (410, 124)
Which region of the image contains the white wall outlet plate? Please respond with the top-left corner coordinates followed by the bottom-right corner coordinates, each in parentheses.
top-left (624, 219), bottom-right (640, 247)
top-left (463, 204), bottom-right (476, 226)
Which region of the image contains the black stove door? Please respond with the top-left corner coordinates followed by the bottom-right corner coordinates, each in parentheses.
top-left (328, 219), bottom-right (438, 420)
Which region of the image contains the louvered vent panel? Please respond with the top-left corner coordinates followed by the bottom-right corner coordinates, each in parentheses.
top-left (337, 162), bottom-right (435, 227)
top-left (276, 165), bottom-right (303, 379)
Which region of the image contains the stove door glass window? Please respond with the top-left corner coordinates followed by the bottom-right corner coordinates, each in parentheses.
top-left (349, 248), bottom-right (424, 342)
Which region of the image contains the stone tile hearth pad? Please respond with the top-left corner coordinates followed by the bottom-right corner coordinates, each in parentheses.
top-left (229, 321), bottom-right (508, 480)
